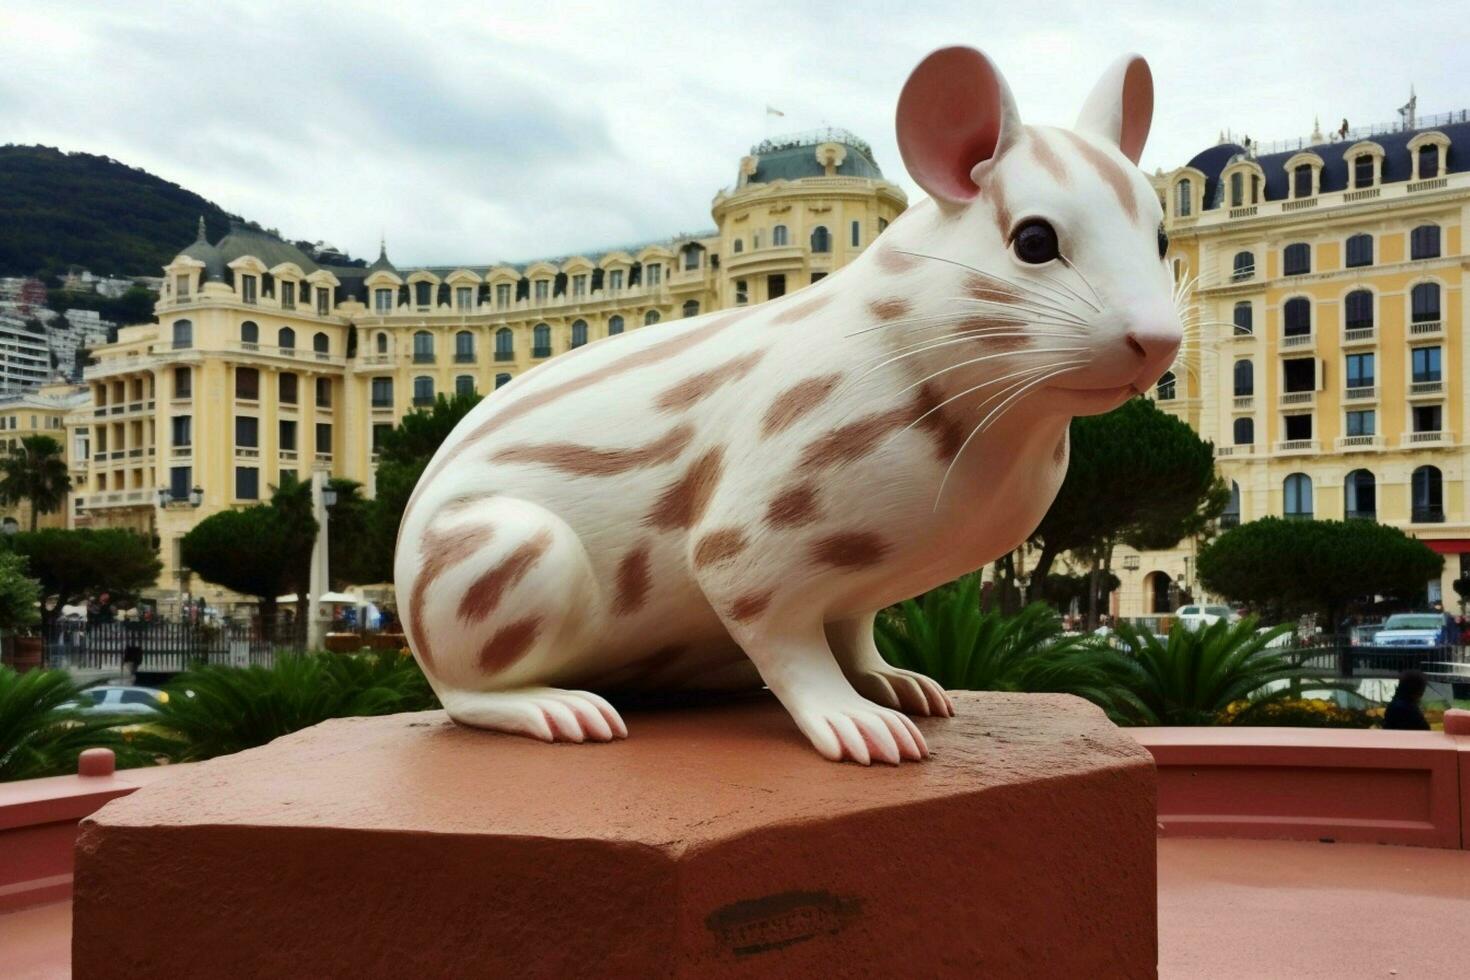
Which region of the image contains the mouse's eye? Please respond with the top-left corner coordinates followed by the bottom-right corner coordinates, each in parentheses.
top-left (1012, 219), bottom-right (1059, 264)
top-left (1157, 222), bottom-right (1169, 259)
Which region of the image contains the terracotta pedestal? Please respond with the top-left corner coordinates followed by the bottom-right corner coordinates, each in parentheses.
top-left (73, 692), bottom-right (1157, 978)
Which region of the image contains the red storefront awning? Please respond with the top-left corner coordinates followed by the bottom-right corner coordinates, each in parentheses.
top-left (1422, 539), bottom-right (1470, 554)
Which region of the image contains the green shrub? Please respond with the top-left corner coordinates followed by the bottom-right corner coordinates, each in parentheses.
top-left (138, 650), bottom-right (439, 762)
top-left (1108, 618), bottom-right (1317, 725)
top-left (0, 666), bottom-right (152, 781)
top-left (874, 575), bottom-right (1144, 722)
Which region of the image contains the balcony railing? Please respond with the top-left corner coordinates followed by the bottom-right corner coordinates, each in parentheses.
top-left (1281, 333), bottom-right (1313, 349)
top-left (1409, 320), bottom-right (1442, 336)
top-left (1343, 386), bottom-right (1377, 400)
top-left (1280, 391), bottom-right (1314, 405)
top-left (1233, 395), bottom-right (1253, 410)
top-left (1215, 444), bottom-right (1251, 457)
top-left (1275, 439), bottom-right (1319, 453)
top-left (1336, 435), bottom-right (1383, 451)
top-left (1343, 327), bottom-right (1375, 344)
top-left (371, 399), bottom-right (394, 410)
top-left (413, 353), bottom-right (436, 364)
top-left (1406, 430), bottom-right (1451, 445)
top-left (454, 352), bottom-right (476, 363)
top-left (1345, 509), bottom-right (1377, 521)
top-left (532, 346), bottom-right (552, 358)
top-left (1412, 508), bottom-right (1446, 523)
top-left (494, 350), bottom-right (515, 362)
top-left (1409, 380), bottom-right (1443, 396)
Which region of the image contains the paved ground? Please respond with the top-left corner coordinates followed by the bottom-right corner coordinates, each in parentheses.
top-left (6, 838), bottom-right (1469, 977)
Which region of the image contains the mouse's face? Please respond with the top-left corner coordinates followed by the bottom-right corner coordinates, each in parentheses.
top-left (896, 48), bottom-right (1180, 418)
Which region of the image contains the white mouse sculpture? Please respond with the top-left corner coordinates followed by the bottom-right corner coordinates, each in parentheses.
top-left (395, 46), bottom-right (1180, 764)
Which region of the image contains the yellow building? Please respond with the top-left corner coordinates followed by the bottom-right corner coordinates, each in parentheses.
top-left (1115, 111), bottom-right (1470, 618)
top-left (76, 129), bottom-right (906, 609)
top-left (0, 381), bottom-right (87, 531)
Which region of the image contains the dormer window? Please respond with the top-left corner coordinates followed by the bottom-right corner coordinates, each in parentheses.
top-left (572, 274), bottom-right (587, 297)
top-left (175, 274), bottom-right (191, 299)
top-left (1229, 172), bottom-right (1243, 207)
top-left (1419, 145), bottom-right (1440, 178)
top-left (647, 264), bottom-right (663, 286)
top-left (607, 271), bottom-right (623, 292)
top-left (1293, 165), bottom-right (1312, 198)
top-left (496, 282), bottom-right (512, 307)
top-left (415, 282), bottom-right (432, 308)
top-left (1353, 155), bottom-right (1374, 188)
top-left (280, 280), bottom-right (296, 310)
top-left (534, 280), bottom-right (549, 302)
top-left (1174, 178), bottom-right (1192, 217)
top-left (374, 288), bottom-right (393, 314)
top-left (316, 288), bottom-right (329, 316)
top-left (241, 275), bottom-right (257, 304)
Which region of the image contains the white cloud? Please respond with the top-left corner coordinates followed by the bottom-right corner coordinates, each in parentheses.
top-left (2, 0), bottom-right (1467, 266)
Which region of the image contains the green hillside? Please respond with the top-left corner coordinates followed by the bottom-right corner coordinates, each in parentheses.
top-left (0, 144), bottom-right (243, 278)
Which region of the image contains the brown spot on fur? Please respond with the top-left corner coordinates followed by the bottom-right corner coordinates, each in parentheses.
top-left (953, 314), bottom-right (1029, 352)
top-left (962, 274), bottom-right (1023, 305)
top-left (771, 293), bottom-right (831, 324)
top-left (477, 616), bottom-right (542, 673)
top-left (408, 524), bottom-right (495, 669)
top-left (494, 423), bottom-right (694, 476)
top-left (1026, 128), bottom-right (1069, 184)
top-left (811, 532), bottom-right (890, 569)
top-left (765, 482), bottom-right (821, 528)
top-left (613, 544), bottom-right (652, 615)
top-left (654, 350), bottom-right (764, 413)
top-left (762, 373), bottom-right (842, 437)
top-left (729, 590), bottom-right (773, 622)
top-left (1061, 130), bottom-right (1138, 222)
top-left (646, 447), bottom-right (724, 529)
top-left (457, 529), bottom-right (553, 624)
top-left (868, 297), bottom-right (911, 321)
top-left (1054, 433), bottom-right (1068, 465)
top-left (874, 247), bottom-right (920, 273)
top-left (800, 382), bottom-right (962, 470)
top-left (975, 168), bottom-right (1013, 240)
top-left (693, 528), bottom-right (748, 568)
top-left (405, 309), bottom-right (750, 526)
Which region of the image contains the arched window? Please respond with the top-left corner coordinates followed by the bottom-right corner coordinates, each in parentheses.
top-left (172, 319), bottom-right (193, 349)
top-left (1155, 371), bottom-right (1176, 400)
top-left (1229, 171), bottom-right (1244, 207)
top-left (1233, 417), bottom-right (1254, 446)
top-left (241, 321), bottom-right (259, 346)
top-left (1233, 360), bottom-right (1253, 396)
top-left (495, 327), bottom-right (513, 360)
top-left (1231, 251), bottom-right (1255, 281)
top-left (312, 332), bottom-right (329, 355)
top-left (1345, 290), bottom-right (1374, 330)
top-left (1345, 469), bottom-right (1376, 520)
top-left (1411, 283), bottom-right (1441, 323)
top-left (1283, 243), bottom-right (1311, 276)
top-left (810, 226), bottom-right (831, 253)
top-left (412, 376), bottom-right (434, 406)
top-left (732, 238), bottom-right (743, 254)
top-left (1412, 466), bottom-right (1444, 523)
top-left (278, 327), bottom-right (295, 351)
top-left (644, 310), bottom-right (660, 326)
top-left (1283, 473), bottom-right (1313, 518)
top-left (1410, 224), bottom-right (1441, 260)
top-left (1283, 298), bottom-right (1311, 337)
top-left (494, 372), bottom-right (512, 389)
top-left (1293, 164), bottom-right (1313, 198)
top-left (375, 331), bottom-right (388, 354)
top-left (413, 330), bottom-right (434, 363)
top-left (570, 320), bottom-right (588, 347)
top-left (607, 315), bottom-right (624, 335)
top-left (532, 323), bottom-right (551, 356)
top-left (455, 330), bottom-right (474, 362)
top-left (1345, 233), bottom-right (1373, 268)
top-left (681, 301), bottom-right (699, 319)
top-left (1233, 301), bottom-right (1253, 335)
top-left (772, 225), bottom-right (789, 247)
top-left (455, 375), bottom-right (476, 397)
top-left (1174, 178), bottom-right (1192, 217)
top-left (1222, 481), bottom-right (1242, 527)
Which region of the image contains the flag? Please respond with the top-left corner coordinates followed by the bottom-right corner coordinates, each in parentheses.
top-left (766, 105), bottom-right (785, 118)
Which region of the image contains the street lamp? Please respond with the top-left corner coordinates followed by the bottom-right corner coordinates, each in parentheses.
top-left (156, 487), bottom-right (170, 509)
top-left (1, 517), bottom-right (17, 536)
top-left (321, 484), bottom-right (338, 509)
top-left (189, 486), bottom-right (203, 508)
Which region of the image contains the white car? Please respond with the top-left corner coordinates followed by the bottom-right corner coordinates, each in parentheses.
top-left (1174, 604), bottom-right (1240, 631)
top-left (77, 685), bottom-right (168, 716)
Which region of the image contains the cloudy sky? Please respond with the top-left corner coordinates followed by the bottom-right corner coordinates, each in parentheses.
top-left (5, 1), bottom-right (1468, 266)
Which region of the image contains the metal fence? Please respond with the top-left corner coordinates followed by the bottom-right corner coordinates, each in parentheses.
top-left (42, 621), bottom-right (305, 674)
top-left (1282, 636), bottom-right (1470, 689)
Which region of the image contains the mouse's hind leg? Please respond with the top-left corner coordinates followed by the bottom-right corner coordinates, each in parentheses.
top-left (826, 613), bottom-right (955, 718)
top-left (396, 495), bottom-right (627, 743)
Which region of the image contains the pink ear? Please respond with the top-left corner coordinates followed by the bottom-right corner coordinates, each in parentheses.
top-left (896, 47), bottom-right (1020, 208)
top-left (1075, 54), bottom-right (1153, 165)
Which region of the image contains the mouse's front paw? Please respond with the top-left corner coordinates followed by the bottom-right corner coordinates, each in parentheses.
top-left (792, 695), bottom-right (929, 765)
top-left (847, 666), bottom-right (955, 718)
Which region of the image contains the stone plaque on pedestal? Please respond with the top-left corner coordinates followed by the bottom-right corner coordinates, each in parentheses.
top-left (74, 692), bottom-right (1156, 978)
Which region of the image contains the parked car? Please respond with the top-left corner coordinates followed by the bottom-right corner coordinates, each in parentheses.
top-left (76, 685), bottom-right (168, 716)
top-left (1371, 612), bottom-right (1457, 648)
top-left (1174, 605), bottom-right (1240, 631)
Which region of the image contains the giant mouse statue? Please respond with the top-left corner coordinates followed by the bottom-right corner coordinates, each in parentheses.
top-left (395, 46), bottom-right (1180, 764)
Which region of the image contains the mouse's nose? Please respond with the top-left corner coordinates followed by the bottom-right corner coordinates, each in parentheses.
top-left (1125, 327), bottom-right (1179, 364)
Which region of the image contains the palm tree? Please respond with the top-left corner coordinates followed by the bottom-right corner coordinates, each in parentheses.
top-left (1108, 618), bottom-right (1313, 725)
top-left (874, 575), bottom-right (1144, 722)
top-left (0, 667), bottom-right (148, 781)
top-left (0, 435), bottom-right (71, 531)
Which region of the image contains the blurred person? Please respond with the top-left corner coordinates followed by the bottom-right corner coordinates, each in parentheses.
top-left (1383, 670), bottom-right (1430, 731)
